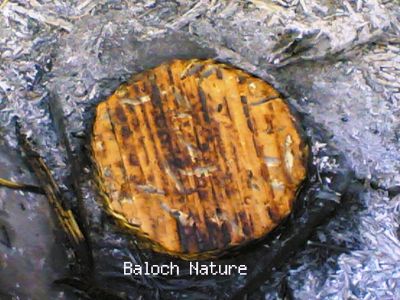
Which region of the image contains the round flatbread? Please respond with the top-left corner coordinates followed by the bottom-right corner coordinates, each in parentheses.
top-left (91, 59), bottom-right (308, 259)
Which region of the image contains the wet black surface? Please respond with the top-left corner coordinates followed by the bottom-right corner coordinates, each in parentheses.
top-left (0, 143), bottom-right (76, 299)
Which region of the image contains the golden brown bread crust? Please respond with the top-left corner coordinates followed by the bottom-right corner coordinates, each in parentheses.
top-left (91, 59), bottom-right (308, 259)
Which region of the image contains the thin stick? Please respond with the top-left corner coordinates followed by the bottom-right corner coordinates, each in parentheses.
top-left (15, 122), bottom-right (93, 274)
top-left (0, 0), bottom-right (10, 10)
top-left (0, 177), bottom-right (44, 194)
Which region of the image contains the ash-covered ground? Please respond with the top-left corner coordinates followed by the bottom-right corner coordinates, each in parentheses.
top-left (0, 1), bottom-right (399, 299)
